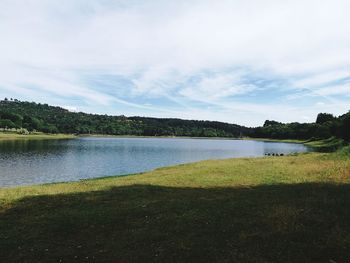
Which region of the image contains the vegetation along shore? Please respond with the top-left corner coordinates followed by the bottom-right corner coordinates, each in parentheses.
top-left (0, 132), bottom-right (76, 141)
top-left (1, 99), bottom-right (349, 141)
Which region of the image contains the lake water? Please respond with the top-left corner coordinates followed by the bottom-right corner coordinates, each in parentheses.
top-left (0, 137), bottom-right (310, 187)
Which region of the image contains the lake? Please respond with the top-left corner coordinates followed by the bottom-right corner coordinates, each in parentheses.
top-left (0, 137), bottom-right (310, 187)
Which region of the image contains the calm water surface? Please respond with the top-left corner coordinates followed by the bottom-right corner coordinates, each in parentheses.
top-left (0, 137), bottom-right (310, 187)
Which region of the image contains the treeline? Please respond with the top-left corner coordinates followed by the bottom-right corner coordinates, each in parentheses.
top-left (0, 99), bottom-right (248, 137)
top-left (0, 99), bottom-right (349, 141)
top-left (251, 113), bottom-right (350, 141)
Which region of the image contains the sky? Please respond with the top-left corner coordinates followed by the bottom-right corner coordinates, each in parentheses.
top-left (0, 0), bottom-right (349, 127)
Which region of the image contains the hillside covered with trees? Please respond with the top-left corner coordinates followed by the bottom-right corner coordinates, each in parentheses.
top-left (0, 99), bottom-right (249, 137)
top-left (0, 98), bottom-right (349, 141)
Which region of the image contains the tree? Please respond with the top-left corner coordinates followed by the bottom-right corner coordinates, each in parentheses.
top-left (23, 116), bottom-right (42, 131)
top-left (263, 120), bottom-right (281, 127)
top-left (339, 112), bottom-right (350, 141)
top-left (0, 119), bottom-right (16, 129)
top-left (316, 113), bottom-right (335, 124)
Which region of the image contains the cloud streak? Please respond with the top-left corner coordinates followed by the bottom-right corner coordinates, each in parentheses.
top-left (0, 0), bottom-right (349, 126)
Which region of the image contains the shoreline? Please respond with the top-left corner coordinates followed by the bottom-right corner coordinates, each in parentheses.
top-left (0, 152), bottom-right (313, 190)
top-left (0, 148), bottom-right (337, 191)
top-left (0, 132), bottom-right (76, 141)
top-left (0, 131), bottom-right (322, 146)
top-left (0, 134), bottom-right (332, 189)
top-left (79, 134), bottom-right (308, 144)
top-left (0, 133), bottom-right (345, 189)
top-left (80, 135), bottom-right (347, 150)
top-left (79, 134), bottom-right (243, 140)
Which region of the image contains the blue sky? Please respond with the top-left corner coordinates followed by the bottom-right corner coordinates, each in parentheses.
top-left (0, 0), bottom-right (349, 126)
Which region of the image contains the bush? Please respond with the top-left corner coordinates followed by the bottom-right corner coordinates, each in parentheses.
top-left (17, 128), bottom-right (29, 135)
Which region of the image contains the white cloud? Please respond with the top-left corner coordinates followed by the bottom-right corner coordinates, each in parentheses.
top-left (316, 102), bottom-right (326, 107)
top-left (179, 72), bottom-right (256, 102)
top-left (0, 0), bottom-right (350, 125)
top-left (317, 83), bottom-right (350, 96)
top-left (293, 69), bottom-right (350, 89)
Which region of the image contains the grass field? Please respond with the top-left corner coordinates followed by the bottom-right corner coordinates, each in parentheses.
top-left (0, 132), bottom-right (76, 141)
top-left (0, 146), bottom-right (350, 262)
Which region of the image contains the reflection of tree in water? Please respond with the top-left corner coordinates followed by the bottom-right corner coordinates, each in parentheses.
top-left (0, 139), bottom-right (62, 153)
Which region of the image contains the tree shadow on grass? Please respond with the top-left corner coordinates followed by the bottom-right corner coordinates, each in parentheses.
top-left (1, 183), bottom-right (350, 263)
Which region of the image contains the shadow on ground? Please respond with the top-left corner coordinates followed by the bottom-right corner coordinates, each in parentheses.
top-left (1, 183), bottom-right (350, 263)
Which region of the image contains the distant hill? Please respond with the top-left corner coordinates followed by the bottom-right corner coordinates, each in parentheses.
top-left (0, 99), bottom-right (349, 142)
top-left (0, 99), bottom-right (250, 137)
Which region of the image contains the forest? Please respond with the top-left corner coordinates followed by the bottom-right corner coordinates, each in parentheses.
top-left (0, 99), bottom-right (248, 137)
top-left (0, 98), bottom-right (349, 141)
top-left (252, 112), bottom-right (350, 141)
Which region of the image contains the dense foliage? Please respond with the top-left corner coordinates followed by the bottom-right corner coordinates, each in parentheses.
top-left (0, 99), bottom-right (349, 141)
top-left (252, 112), bottom-right (350, 141)
top-left (0, 99), bottom-right (248, 137)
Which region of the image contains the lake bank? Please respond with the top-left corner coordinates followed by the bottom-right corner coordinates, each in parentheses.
top-left (243, 136), bottom-right (348, 151)
top-left (1, 147), bottom-right (349, 262)
top-left (0, 132), bottom-right (76, 141)
top-left (80, 136), bottom-right (348, 156)
top-left (0, 137), bottom-right (310, 187)
top-left (1, 131), bottom-right (345, 152)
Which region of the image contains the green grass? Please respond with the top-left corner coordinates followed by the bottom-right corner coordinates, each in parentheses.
top-left (304, 137), bottom-right (348, 152)
top-left (0, 132), bottom-right (76, 141)
top-left (1, 148), bottom-right (350, 262)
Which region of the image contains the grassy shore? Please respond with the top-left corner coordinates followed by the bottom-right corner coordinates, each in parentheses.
top-left (304, 137), bottom-right (348, 152)
top-left (244, 136), bottom-right (348, 152)
top-left (1, 147), bottom-right (350, 262)
top-left (0, 132), bottom-right (76, 141)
